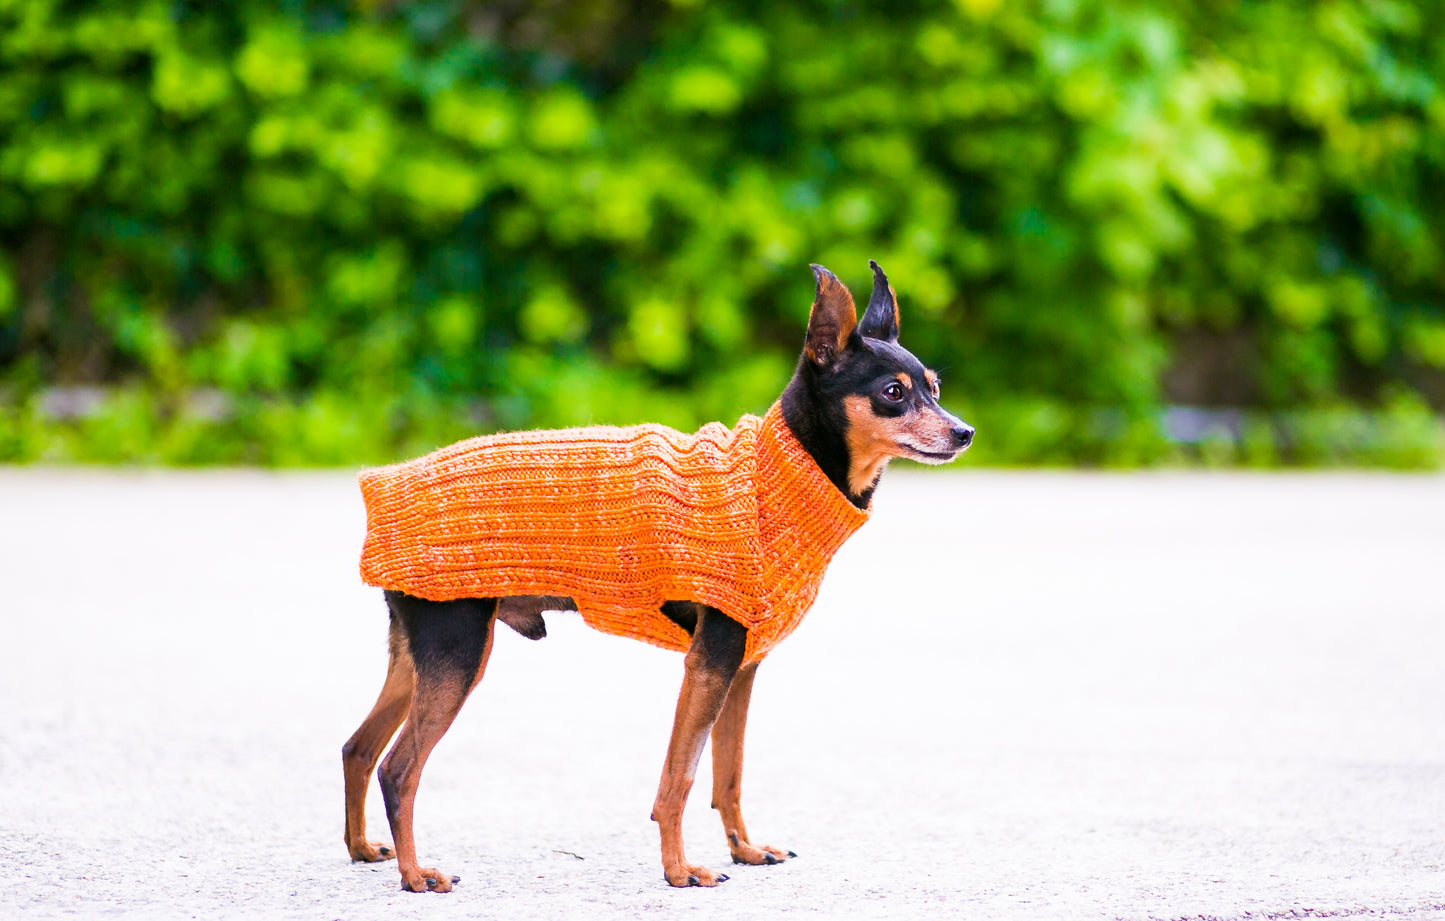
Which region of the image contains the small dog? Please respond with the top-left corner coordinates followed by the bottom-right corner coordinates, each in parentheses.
top-left (342, 261), bottom-right (973, 892)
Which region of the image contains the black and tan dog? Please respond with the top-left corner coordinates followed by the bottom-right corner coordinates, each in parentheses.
top-left (341, 261), bottom-right (973, 892)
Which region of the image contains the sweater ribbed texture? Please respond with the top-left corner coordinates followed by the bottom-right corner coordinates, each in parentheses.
top-left (358, 402), bottom-right (868, 663)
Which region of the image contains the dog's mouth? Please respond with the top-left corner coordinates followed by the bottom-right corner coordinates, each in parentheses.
top-left (900, 442), bottom-right (964, 464)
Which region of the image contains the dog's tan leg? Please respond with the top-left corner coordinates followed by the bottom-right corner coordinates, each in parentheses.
top-left (652, 606), bottom-right (745, 887)
top-left (379, 596), bottom-right (497, 893)
top-left (710, 661), bottom-right (794, 866)
top-left (342, 616), bottom-right (415, 862)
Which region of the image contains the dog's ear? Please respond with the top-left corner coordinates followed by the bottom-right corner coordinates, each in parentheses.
top-left (805, 264), bottom-right (857, 367)
top-left (859, 259), bottom-right (900, 343)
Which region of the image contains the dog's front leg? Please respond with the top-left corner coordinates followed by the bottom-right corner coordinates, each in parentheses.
top-left (652, 605), bottom-right (745, 887)
top-left (710, 660), bottom-right (795, 866)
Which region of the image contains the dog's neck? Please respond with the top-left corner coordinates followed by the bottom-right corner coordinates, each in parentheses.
top-left (778, 371), bottom-right (874, 510)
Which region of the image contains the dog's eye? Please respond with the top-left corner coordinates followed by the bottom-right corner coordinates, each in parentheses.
top-left (881, 382), bottom-right (905, 403)
top-left (930, 379), bottom-right (941, 398)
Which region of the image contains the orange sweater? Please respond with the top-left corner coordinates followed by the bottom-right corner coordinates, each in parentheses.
top-left (358, 402), bottom-right (869, 664)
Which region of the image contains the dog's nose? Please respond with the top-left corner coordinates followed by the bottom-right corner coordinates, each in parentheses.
top-left (952, 424), bottom-right (974, 449)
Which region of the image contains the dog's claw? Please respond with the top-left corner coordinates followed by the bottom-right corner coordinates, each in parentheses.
top-left (402, 866), bottom-right (456, 893)
top-left (663, 863), bottom-right (727, 887)
top-left (718, 873), bottom-right (730, 883)
top-left (348, 839), bottom-right (397, 863)
top-left (729, 843), bottom-right (794, 867)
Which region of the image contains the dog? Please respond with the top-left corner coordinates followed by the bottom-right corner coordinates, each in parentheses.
top-left (341, 260), bottom-right (973, 892)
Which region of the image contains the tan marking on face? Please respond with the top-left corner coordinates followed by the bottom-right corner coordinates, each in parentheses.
top-left (845, 394), bottom-right (964, 490)
top-left (908, 404), bottom-right (961, 457)
top-left (924, 369), bottom-right (939, 393)
top-left (896, 372), bottom-right (912, 390)
top-left (844, 395), bottom-right (909, 496)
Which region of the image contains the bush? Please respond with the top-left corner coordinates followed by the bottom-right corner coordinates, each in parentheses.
top-left (1, 0), bottom-right (1442, 466)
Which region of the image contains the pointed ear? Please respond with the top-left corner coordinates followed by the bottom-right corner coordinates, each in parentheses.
top-left (859, 259), bottom-right (900, 342)
top-left (804, 264), bottom-right (857, 367)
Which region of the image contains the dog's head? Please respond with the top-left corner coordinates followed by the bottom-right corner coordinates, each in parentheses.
top-left (801, 260), bottom-right (973, 497)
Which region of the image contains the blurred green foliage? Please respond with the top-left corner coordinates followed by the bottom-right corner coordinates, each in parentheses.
top-left (1, 0), bottom-right (1443, 466)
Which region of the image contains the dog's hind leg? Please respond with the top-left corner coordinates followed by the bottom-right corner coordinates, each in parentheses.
top-left (651, 604), bottom-right (746, 887)
top-left (378, 592), bottom-right (498, 893)
top-left (710, 661), bottom-right (794, 866)
top-left (342, 606), bottom-right (416, 862)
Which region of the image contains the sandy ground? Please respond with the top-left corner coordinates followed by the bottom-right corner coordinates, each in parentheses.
top-left (0, 467), bottom-right (1443, 921)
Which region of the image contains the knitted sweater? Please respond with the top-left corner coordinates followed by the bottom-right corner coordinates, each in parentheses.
top-left (358, 402), bottom-right (869, 664)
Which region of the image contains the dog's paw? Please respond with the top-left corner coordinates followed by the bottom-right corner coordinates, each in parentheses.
top-left (400, 867), bottom-right (460, 893)
top-left (663, 863), bottom-right (729, 887)
top-left (348, 840), bottom-right (395, 863)
top-left (730, 842), bottom-right (795, 866)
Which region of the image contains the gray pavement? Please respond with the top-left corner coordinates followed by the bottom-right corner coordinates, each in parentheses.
top-left (1, 467), bottom-right (1443, 920)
